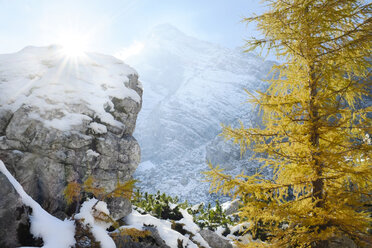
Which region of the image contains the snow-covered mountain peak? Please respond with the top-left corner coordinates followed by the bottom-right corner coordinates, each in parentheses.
top-left (148, 23), bottom-right (187, 40)
top-left (128, 25), bottom-right (275, 203)
top-left (134, 24), bottom-right (228, 66)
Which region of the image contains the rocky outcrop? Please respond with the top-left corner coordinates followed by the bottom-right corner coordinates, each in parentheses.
top-left (199, 229), bottom-right (233, 248)
top-left (0, 46), bottom-right (142, 246)
top-left (112, 226), bottom-right (170, 248)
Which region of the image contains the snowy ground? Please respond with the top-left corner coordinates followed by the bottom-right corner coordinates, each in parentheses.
top-left (1, 159), bottom-right (252, 248)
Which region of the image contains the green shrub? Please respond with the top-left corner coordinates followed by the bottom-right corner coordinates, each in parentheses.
top-left (131, 190), bottom-right (236, 232)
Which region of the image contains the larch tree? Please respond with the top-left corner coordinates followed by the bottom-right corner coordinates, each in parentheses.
top-left (205, 0), bottom-right (371, 247)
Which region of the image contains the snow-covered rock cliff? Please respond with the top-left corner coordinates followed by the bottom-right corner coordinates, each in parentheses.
top-left (0, 45), bottom-right (142, 247)
top-left (123, 24), bottom-right (274, 203)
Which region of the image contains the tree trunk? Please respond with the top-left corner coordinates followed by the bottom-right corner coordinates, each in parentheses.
top-left (309, 67), bottom-right (327, 248)
top-left (309, 66), bottom-right (324, 205)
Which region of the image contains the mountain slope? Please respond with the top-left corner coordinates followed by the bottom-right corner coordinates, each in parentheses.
top-left (123, 24), bottom-right (274, 203)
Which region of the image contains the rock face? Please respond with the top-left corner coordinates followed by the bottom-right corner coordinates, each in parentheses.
top-left (0, 172), bottom-right (28, 247)
top-left (0, 45), bottom-right (142, 224)
top-left (328, 236), bottom-right (357, 248)
top-left (199, 229), bottom-right (233, 248)
top-left (112, 226), bottom-right (170, 248)
top-left (123, 24), bottom-right (273, 203)
top-left (127, 25), bottom-right (272, 164)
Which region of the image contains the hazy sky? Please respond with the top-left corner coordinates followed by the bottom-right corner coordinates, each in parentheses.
top-left (0, 0), bottom-right (266, 55)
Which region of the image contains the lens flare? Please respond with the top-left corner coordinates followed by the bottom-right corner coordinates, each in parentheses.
top-left (58, 31), bottom-right (89, 58)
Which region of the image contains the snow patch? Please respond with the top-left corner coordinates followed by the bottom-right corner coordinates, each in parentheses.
top-left (75, 198), bottom-right (116, 248)
top-left (192, 233), bottom-right (211, 248)
top-left (125, 209), bottom-right (198, 247)
top-left (86, 149), bottom-right (100, 157)
top-left (0, 160), bottom-right (76, 248)
top-left (177, 208), bottom-right (200, 234)
top-left (88, 122), bottom-right (108, 134)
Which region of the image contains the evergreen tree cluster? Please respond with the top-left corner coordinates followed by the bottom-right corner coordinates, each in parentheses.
top-left (132, 190), bottom-right (236, 232)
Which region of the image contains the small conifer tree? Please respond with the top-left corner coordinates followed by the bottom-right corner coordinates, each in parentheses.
top-left (205, 1), bottom-right (371, 247)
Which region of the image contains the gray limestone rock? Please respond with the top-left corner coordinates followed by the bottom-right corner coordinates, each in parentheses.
top-left (106, 197), bottom-right (132, 221)
top-left (199, 229), bottom-right (233, 248)
top-left (223, 199), bottom-right (241, 216)
top-left (0, 47), bottom-right (143, 245)
top-left (0, 172), bottom-right (23, 248)
top-left (142, 226), bottom-right (170, 248)
top-left (0, 97), bottom-right (141, 215)
top-left (112, 226), bottom-right (170, 248)
top-left (0, 172), bottom-right (37, 248)
top-left (328, 236), bottom-right (357, 248)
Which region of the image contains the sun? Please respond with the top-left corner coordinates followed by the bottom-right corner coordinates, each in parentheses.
top-left (58, 31), bottom-right (89, 58)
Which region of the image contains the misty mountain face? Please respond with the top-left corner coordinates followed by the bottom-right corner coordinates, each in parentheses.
top-left (125, 24), bottom-right (274, 203)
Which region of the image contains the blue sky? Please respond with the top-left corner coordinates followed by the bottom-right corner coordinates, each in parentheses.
top-left (0, 0), bottom-right (265, 55)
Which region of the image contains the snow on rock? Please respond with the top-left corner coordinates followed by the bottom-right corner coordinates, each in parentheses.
top-left (123, 207), bottom-right (217, 248)
top-left (88, 122), bottom-right (108, 134)
top-left (177, 209), bottom-right (212, 248)
top-left (221, 199), bottom-right (241, 216)
top-left (0, 45), bottom-right (142, 222)
top-left (125, 209), bottom-right (199, 248)
top-left (177, 208), bottom-right (200, 234)
top-left (225, 223), bottom-right (255, 245)
top-left (0, 45), bottom-right (140, 131)
top-left (193, 233), bottom-right (212, 248)
top-left (86, 149), bottom-right (100, 157)
top-left (75, 198), bottom-right (116, 248)
top-left (0, 160), bottom-right (75, 248)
